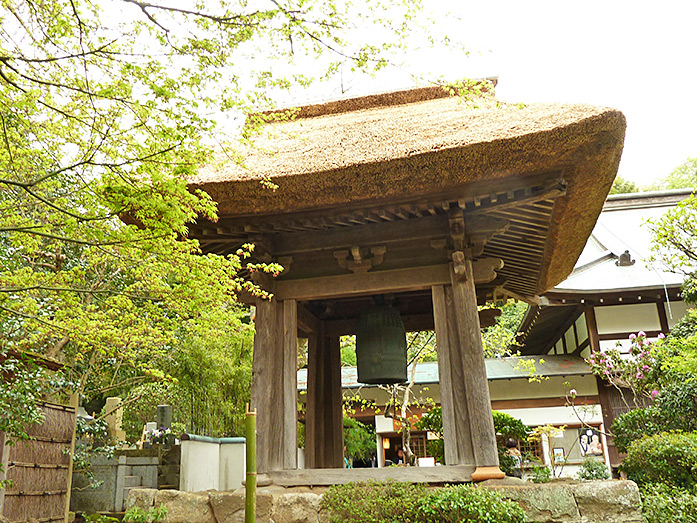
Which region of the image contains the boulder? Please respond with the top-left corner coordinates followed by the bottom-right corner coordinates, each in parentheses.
top-left (209, 490), bottom-right (245, 523)
top-left (270, 493), bottom-right (322, 523)
top-left (154, 489), bottom-right (216, 523)
top-left (572, 480), bottom-right (643, 523)
top-left (483, 483), bottom-right (580, 522)
top-left (125, 487), bottom-right (157, 510)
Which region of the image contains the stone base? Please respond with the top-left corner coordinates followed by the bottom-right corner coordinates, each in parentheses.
top-left (470, 466), bottom-right (506, 482)
top-left (126, 479), bottom-right (643, 523)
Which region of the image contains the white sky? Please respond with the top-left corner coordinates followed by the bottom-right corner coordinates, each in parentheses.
top-left (287, 1), bottom-right (697, 187)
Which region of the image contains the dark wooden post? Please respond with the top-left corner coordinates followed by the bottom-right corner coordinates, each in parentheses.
top-left (305, 329), bottom-right (343, 468)
top-left (250, 297), bottom-right (298, 472)
top-left (449, 255), bottom-right (503, 480)
top-left (432, 284), bottom-right (475, 466)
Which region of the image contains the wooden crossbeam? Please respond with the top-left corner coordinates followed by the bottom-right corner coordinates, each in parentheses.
top-left (274, 259), bottom-right (503, 301)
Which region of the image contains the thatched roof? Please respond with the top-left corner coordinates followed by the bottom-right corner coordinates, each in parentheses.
top-left (190, 87), bottom-right (625, 297)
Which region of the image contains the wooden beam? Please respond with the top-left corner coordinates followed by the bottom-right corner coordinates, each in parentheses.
top-left (584, 306), bottom-right (601, 353)
top-left (274, 260), bottom-right (504, 301)
top-left (297, 303), bottom-right (321, 334)
top-left (273, 214), bottom-right (449, 256)
top-left (322, 308), bottom-right (500, 337)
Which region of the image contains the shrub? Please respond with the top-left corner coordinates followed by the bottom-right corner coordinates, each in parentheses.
top-left (611, 405), bottom-right (666, 453)
top-left (641, 483), bottom-right (697, 523)
top-left (576, 456), bottom-right (610, 481)
top-left (667, 309), bottom-right (697, 339)
top-left (419, 484), bottom-right (526, 523)
top-left (620, 432), bottom-right (697, 490)
top-left (530, 463), bottom-right (552, 483)
top-left (611, 381), bottom-right (697, 452)
top-left (320, 480), bottom-right (426, 523)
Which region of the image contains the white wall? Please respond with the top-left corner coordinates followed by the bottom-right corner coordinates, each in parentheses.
top-left (180, 439), bottom-right (222, 492)
top-left (595, 303), bottom-right (661, 334)
top-left (180, 437), bottom-right (247, 492)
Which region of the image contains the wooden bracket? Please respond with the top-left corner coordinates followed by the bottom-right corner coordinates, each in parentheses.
top-left (448, 209), bottom-right (466, 251)
top-left (452, 251), bottom-right (468, 282)
top-left (277, 256), bottom-right (293, 275)
top-left (334, 246), bottom-right (386, 273)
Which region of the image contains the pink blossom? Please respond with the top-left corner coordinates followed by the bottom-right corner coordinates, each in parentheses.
top-left (651, 390), bottom-right (659, 399)
top-left (638, 331), bottom-right (646, 338)
top-left (629, 333), bottom-right (637, 340)
top-left (658, 333), bottom-right (666, 339)
top-left (569, 388), bottom-right (577, 397)
top-left (636, 372), bottom-right (644, 379)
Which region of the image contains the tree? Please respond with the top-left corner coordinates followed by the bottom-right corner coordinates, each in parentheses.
top-left (648, 194), bottom-right (697, 303)
top-left (0, 0), bottom-right (425, 439)
top-left (650, 157), bottom-right (697, 190)
top-left (481, 300), bottom-right (527, 357)
top-left (609, 176), bottom-right (640, 195)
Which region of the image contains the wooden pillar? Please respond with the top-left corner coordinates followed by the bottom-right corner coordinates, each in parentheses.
top-left (250, 297), bottom-right (298, 473)
top-left (432, 252), bottom-right (504, 481)
top-left (432, 284), bottom-right (475, 467)
top-left (305, 328), bottom-right (343, 468)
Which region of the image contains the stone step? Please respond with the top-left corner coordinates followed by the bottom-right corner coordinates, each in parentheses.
top-left (124, 475), bottom-right (143, 487)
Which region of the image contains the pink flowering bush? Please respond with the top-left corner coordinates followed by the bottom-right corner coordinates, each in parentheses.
top-left (585, 332), bottom-right (662, 398)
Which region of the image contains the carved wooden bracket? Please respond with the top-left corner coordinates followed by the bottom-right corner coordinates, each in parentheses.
top-left (334, 246), bottom-right (387, 274)
top-left (452, 251), bottom-right (504, 284)
top-left (472, 257), bottom-right (505, 284)
top-left (446, 210), bottom-right (509, 257)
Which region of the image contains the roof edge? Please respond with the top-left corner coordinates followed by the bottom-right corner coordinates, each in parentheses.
top-left (256, 78), bottom-right (498, 121)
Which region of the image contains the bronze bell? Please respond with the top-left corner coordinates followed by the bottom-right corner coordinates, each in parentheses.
top-left (356, 304), bottom-right (407, 384)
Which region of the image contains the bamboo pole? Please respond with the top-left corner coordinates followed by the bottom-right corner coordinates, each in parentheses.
top-left (245, 404), bottom-right (257, 523)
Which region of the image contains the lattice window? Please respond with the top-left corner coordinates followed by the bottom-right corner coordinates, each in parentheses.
top-left (520, 437), bottom-right (543, 462)
top-left (411, 434), bottom-right (427, 458)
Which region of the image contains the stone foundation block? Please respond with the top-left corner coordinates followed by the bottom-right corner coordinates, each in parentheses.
top-left (270, 493), bottom-right (322, 523)
top-left (124, 487), bottom-right (157, 511)
top-left (483, 483), bottom-right (580, 522)
top-left (572, 480), bottom-right (643, 523)
top-left (154, 489), bottom-right (216, 523)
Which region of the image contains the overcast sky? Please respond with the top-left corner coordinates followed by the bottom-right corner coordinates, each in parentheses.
top-left (290, 1), bottom-right (697, 187)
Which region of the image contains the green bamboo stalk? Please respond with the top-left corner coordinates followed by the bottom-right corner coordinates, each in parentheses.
top-left (245, 405), bottom-right (257, 523)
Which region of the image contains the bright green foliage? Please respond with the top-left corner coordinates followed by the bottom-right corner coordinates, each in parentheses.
top-left (415, 407), bottom-right (528, 472)
top-left (530, 464), bottom-right (552, 483)
top-left (481, 300), bottom-right (527, 357)
top-left (621, 432), bottom-right (697, 491)
top-left (415, 406), bottom-right (444, 463)
top-left (650, 157), bottom-right (697, 191)
top-left (419, 485), bottom-right (525, 523)
top-left (649, 195), bottom-right (697, 303)
top-left (123, 504), bottom-right (168, 523)
top-left (610, 176), bottom-right (641, 195)
top-left (121, 327), bottom-right (254, 440)
top-left (667, 309), bottom-right (697, 339)
top-left (343, 415), bottom-right (376, 463)
top-left (611, 406), bottom-right (666, 453)
top-left (576, 456), bottom-right (610, 481)
top-left (611, 379), bottom-right (697, 452)
top-left (0, 352), bottom-right (49, 441)
top-left (493, 411), bottom-right (529, 476)
top-left (0, 0), bottom-right (427, 443)
top-left (640, 483), bottom-right (697, 523)
top-left (321, 480), bottom-right (427, 523)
